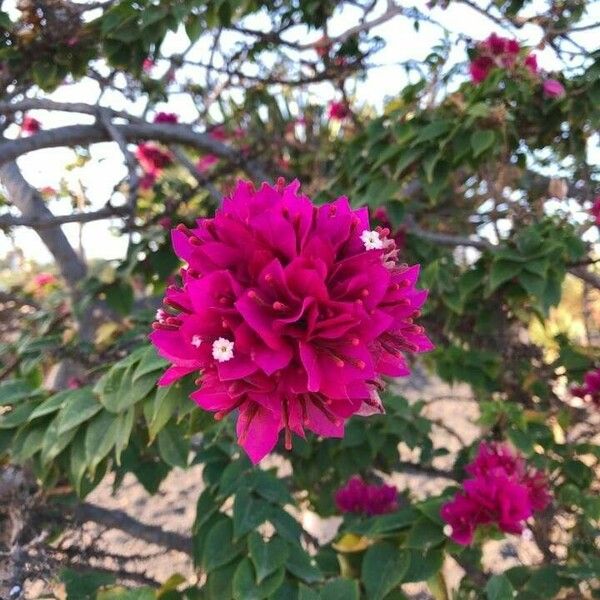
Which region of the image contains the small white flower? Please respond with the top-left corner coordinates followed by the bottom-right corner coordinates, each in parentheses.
top-left (443, 524), bottom-right (453, 538)
top-left (191, 335), bottom-right (202, 348)
top-left (212, 337), bottom-right (234, 362)
top-left (155, 308), bottom-right (167, 322)
top-left (360, 229), bottom-right (383, 250)
top-left (521, 528), bottom-right (533, 541)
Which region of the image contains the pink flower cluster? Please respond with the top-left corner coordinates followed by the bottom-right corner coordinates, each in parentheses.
top-left (328, 101), bottom-right (350, 121)
top-left (21, 115), bottom-right (41, 135)
top-left (591, 197), bottom-right (600, 225)
top-left (33, 272), bottom-right (56, 289)
top-left (335, 476), bottom-right (398, 516)
top-left (153, 112), bottom-right (178, 124)
top-left (196, 125), bottom-right (244, 173)
top-left (469, 33), bottom-right (565, 98)
top-left (150, 179), bottom-right (432, 463)
top-left (571, 368), bottom-right (600, 406)
top-left (441, 442), bottom-right (551, 545)
top-left (135, 143), bottom-right (173, 190)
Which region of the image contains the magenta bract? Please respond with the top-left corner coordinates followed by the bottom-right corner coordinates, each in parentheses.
top-left (335, 476), bottom-right (398, 516)
top-left (441, 442), bottom-right (551, 545)
top-left (150, 179), bottom-right (432, 462)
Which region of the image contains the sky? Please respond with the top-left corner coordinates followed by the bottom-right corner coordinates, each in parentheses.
top-left (0, 0), bottom-right (598, 265)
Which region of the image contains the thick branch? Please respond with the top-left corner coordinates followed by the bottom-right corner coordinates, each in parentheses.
top-left (0, 162), bottom-right (87, 288)
top-left (0, 123), bottom-right (269, 182)
top-left (75, 502), bottom-right (192, 556)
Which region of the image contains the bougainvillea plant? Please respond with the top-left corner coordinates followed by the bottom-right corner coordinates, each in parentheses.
top-left (0, 1), bottom-right (599, 599)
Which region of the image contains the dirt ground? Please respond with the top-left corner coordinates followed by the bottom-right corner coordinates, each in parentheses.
top-left (17, 373), bottom-right (547, 598)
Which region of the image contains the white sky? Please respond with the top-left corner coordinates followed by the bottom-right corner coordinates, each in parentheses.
top-left (1, 0), bottom-right (598, 265)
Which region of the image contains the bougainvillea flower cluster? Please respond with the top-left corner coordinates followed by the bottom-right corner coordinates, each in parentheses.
top-left (469, 33), bottom-right (564, 99)
top-left (21, 115), bottom-right (41, 135)
top-left (135, 143), bottom-right (173, 190)
top-left (441, 442), bottom-right (551, 545)
top-left (335, 476), bottom-right (398, 516)
top-left (542, 79), bottom-right (565, 98)
top-left (153, 111), bottom-right (179, 124)
top-left (591, 197), bottom-right (600, 225)
top-left (196, 125), bottom-right (244, 174)
top-left (150, 179), bottom-right (432, 462)
top-left (327, 101), bottom-right (350, 121)
top-left (571, 368), bottom-right (600, 406)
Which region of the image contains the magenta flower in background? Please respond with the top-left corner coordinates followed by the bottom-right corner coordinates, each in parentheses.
top-left (196, 154), bottom-right (219, 173)
top-left (21, 115), bottom-right (41, 135)
top-left (441, 442), bottom-right (550, 545)
top-left (335, 476), bottom-right (398, 516)
top-left (142, 58), bottom-right (154, 72)
top-left (154, 112), bottom-right (179, 124)
top-left (139, 170), bottom-right (157, 191)
top-left (136, 143), bottom-right (172, 173)
top-left (571, 367), bottom-right (600, 406)
top-left (150, 179), bottom-right (432, 462)
top-left (469, 56), bottom-right (494, 83)
top-left (543, 79), bottom-right (565, 98)
top-left (33, 273), bottom-right (56, 289)
top-left (591, 197), bottom-right (600, 225)
top-left (328, 101), bottom-right (350, 121)
top-left (524, 53), bottom-right (538, 74)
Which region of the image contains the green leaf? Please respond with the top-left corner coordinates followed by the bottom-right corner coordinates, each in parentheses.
top-left (97, 587), bottom-right (155, 600)
top-left (362, 542), bottom-right (410, 600)
top-left (204, 518), bottom-right (245, 573)
top-left (488, 260), bottom-right (522, 292)
top-left (114, 406), bottom-right (135, 465)
top-left (286, 543), bottom-right (323, 583)
top-left (146, 383), bottom-right (180, 443)
top-left (28, 391), bottom-right (69, 420)
top-left (485, 574), bottom-right (515, 600)
top-left (84, 410), bottom-right (122, 473)
top-left (157, 422), bottom-right (189, 468)
top-left (414, 120), bottom-right (452, 143)
top-left (403, 548), bottom-right (444, 583)
top-left (248, 533), bottom-right (289, 584)
top-left (10, 424), bottom-right (45, 462)
top-left (60, 568), bottom-right (116, 600)
top-left (56, 388), bottom-right (102, 434)
top-left (298, 584), bottom-right (320, 600)
top-left (0, 379), bottom-right (36, 406)
top-left (232, 558), bottom-right (285, 600)
top-left (233, 490), bottom-right (269, 539)
top-left (405, 517), bottom-right (445, 550)
top-left (320, 578), bottom-right (359, 600)
top-left (132, 347), bottom-right (168, 382)
top-left (185, 14), bottom-right (202, 42)
top-left (0, 400), bottom-right (37, 429)
top-left (470, 130), bottom-right (495, 158)
top-left (41, 417), bottom-right (78, 464)
top-left (206, 561), bottom-right (238, 599)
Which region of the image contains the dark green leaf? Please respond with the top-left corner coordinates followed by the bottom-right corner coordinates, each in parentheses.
top-left (362, 542), bottom-right (409, 600)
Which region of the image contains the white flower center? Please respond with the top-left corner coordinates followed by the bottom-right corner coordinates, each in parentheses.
top-left (360, 229), bottom-right (383, 250)
top-left (155, 308), bottom-right (167, 322)
top-left (212, 337), bottom-right (234, 362)
top-left (191, 335), bottom-right (202, 348)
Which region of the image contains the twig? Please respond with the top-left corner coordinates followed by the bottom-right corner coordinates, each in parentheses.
top-left (98, 109), bottom-right (139, 212)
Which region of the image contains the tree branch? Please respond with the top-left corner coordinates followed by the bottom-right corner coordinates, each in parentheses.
top-left (0, 123), bottom-right (270, 182)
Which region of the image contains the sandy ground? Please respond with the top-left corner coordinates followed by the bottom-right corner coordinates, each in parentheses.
top-left (17, 374), bottom-right (546, 598)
